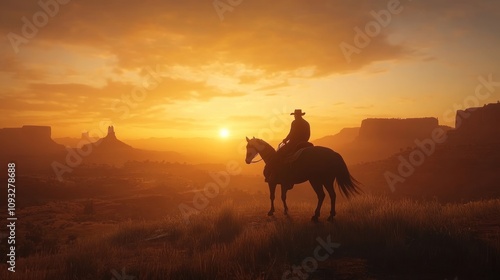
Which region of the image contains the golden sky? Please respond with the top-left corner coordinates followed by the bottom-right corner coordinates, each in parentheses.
top-left (1, 0), bottom-right (499, 140)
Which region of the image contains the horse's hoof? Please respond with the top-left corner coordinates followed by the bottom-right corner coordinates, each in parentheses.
top-left (267, 211), bottom-right (274, 216)
top-left (311, 216), bottom-right (319, 223)
top-left (327, 215), bottom-right (335, 222)
top-left (284, 211), bottom-right (288, 216)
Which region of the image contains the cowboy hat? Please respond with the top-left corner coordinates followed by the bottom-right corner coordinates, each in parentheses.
top-left (290, 109), bottom-right (306, 116)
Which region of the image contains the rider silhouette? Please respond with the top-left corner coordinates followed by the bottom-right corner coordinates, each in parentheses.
top-left (266, 109), bottom-right (311, 183)
top-left (279, 109), bottom-right (310, 156)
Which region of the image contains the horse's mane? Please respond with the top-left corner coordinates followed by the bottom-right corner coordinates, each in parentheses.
top-left (252, 138), bottom-right (275, 151)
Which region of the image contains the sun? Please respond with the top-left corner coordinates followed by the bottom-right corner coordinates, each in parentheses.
top-left (219, 128), bottom-right (230, 138)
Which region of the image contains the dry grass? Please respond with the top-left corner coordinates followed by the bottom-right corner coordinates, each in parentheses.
top-left (1, 196), bottom-right (499, 279)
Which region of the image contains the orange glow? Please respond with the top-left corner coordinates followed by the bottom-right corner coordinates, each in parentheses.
top-left (0, 1), bottom-right (499, 141)
top-left (219, 128), bottom-right (230, 139)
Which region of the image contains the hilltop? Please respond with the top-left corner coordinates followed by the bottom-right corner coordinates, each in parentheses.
top-left (313, 118), bottom-right (452, 165)
top-left (313, 127), bottom-right (359, 148)
top-left (448, 102), bottom-right (500, 145)
top-left (350, 103), bottom-right (500, 201)
top-left (0, 125), bottom-right (65, 156)
top-left (0, 125), bottom-right (65, 171)
top-left (0, 125), bottom-right (186, 175)
top-left (66, 126), bottom-right (187, 166)
top-left (1, 190), bottom-right (498, 279)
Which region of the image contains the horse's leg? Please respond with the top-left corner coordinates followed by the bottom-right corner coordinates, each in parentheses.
top-left (325, 179), bottom-right (336, 222)
top-left (268, 183), bottom-right (276, 216)
top-left (310, 181), bottom-right (325, 222)
top-left (281, 184), bottom-right (291, 215)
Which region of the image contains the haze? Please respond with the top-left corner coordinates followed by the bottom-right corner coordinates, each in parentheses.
top-left (1, 0), bottom-right (499, 141)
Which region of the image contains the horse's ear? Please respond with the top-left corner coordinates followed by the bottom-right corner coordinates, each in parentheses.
top-left (252, 136), bottom-right (255, 139)
top-left (246, 136), bottom-right (249, 142)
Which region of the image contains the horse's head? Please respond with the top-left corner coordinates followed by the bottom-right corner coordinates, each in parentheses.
top-left (245, 136), bottom-right (265, 164)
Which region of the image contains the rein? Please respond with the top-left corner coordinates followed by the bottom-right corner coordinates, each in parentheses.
top-left (250, 157), bottom-right (264, 163)
top-left (248, 141), bottom-right (281, 164)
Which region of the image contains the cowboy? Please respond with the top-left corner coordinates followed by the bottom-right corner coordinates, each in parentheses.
top-left (280, 109), bottom-right (310, 156)
top-left (266, 109), bottom-right (311, 183)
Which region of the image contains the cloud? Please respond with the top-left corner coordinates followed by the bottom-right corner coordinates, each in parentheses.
top-left (1, 0), bottom-right (499, 137)
top-left (0, 0), bottom-right (418, 77)
top-left (353, 105), bottom-right (374, 110)
top-left (3, 0), bottom-right (497, 86)
top-left (3, 0), bottom-right (499, 77)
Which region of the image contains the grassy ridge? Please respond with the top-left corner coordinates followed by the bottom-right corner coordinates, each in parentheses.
top-left (1, 196), bottom-right (499, 279)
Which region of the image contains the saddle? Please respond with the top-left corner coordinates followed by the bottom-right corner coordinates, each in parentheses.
top-left (264, 142), bottom-right (314, 183)
top-left (283, 142), bottom-right (314, 164)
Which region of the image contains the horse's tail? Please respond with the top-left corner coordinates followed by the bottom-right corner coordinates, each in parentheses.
top-left (334, 153), bottom-right (361, 198)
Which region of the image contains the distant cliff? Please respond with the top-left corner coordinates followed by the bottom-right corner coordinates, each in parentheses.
top-left (315, 118), bottom-right (449, 165)
top-left (0, 125), bottom-right (65, 172)
top-left (358, 118), bottom-right (439, 143)
top-left (0, 125), bottom-right (64, 155)
top-left (78, 126), bottom-right (186, 165)
top-left (313, 127), bottom-right (360, 148)
top-left (86, 126), bottom-right (134, 151)
top-left (450, 102), bottom-right (500, 144)
top-left (350, 104), bottom-right (500, 201)
top-left (349, 117), bottom-right (446, 163)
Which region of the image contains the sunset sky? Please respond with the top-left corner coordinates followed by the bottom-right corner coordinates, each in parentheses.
top-left (1, 0), bottom-right (499, 141)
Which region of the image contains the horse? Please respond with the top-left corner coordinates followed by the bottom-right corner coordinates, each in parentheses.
top-left (245, 137), bottom-right (360, 222)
